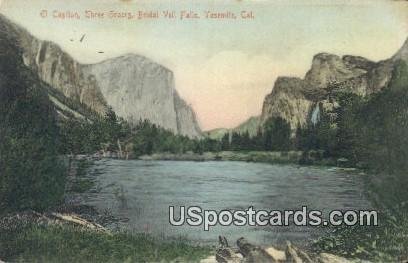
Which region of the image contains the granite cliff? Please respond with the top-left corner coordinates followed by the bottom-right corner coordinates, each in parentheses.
top-left (82, 54), bottom-right (201, 137)
top-left (260, 37), bottom-right (408, 131)
top-left (0, 14), bottom-right (201, 138)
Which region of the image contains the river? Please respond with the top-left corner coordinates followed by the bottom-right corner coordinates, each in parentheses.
top-left (80, 159), bottom-right (371, 246)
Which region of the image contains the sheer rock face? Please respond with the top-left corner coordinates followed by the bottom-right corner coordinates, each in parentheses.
top-left (173, 93), bottom-right (202, 138)
top-left (393, 37), bottom-right (408, 62)
top-left (260, 37), bottom-right (408, 131)
top-left (0, 14), bottom-right (202, 138)
top-left (261, 77), bottom-right (313, 130)
top-left (0, 14), bottom-right (108, 115)
top-left (304, 53), bottom-right (374, 92)
top-left (82, 55), bottom-right (201, 137)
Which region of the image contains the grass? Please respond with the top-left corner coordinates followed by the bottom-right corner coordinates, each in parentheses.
top-left (312, 211), bottom-right (408, 262)
top-left (312, 172), bottom-right (408, 262)
top-left (0, 158), bottom-right (211, 262)
top-left (0, 223), bottom-right (211, 263)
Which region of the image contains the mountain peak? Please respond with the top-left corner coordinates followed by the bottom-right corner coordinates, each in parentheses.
top-left (393, 37), bottom-right (408, 62)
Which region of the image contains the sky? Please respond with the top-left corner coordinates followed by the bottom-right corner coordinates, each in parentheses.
top-left (1, 0), bottom-right (407, 130)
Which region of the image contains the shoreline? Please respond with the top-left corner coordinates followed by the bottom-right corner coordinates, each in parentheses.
top-left (138, 150), bottom-right (351, 168)
top-left (0, 154), bottom-right (370, 262)
top-left (84, 150), bottom-right (360, 172)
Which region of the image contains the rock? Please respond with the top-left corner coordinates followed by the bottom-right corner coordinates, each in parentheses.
top-left (317, 253), bottom-right (354, 263)
top-left (215, 236), bottom-right (243, 263)
top-left (392, 37), bottom-right (408, 62)
top-left (0, 14), bottom-right (108, 115)
top-left (285, 241), bottom-right (314, 263)
top-left (200, 255), bottom-right (218, 263)
top-left (237, 237), bottom-right (276, 263)
top-left (259, 37), bottom-right (408, 133)
top-left (82, 54), bottom-right (201, 138)
top-left (216, 247), bottom-right (242, 263)
top-left (0, 14), bottom-right (201, 138)
top-left (260, 77), bottom-right (313, 131)
top-left (209, 237), bottom-right (366, 263)
top-left (205, 116), bottom-right (261, 140)
top-left (304, 53), bottom-right (372, 92)
top-left (264, 246), bottom-right (286, 261)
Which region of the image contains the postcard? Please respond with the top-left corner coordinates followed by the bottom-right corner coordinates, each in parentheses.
top-left (0, 0), bottom-right (407, 262)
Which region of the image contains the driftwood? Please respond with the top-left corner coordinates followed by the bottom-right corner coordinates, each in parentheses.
top-left (216, 236), bottom-right (242, 263)
top-left (32, 211), bottom-right (110, 233)
top-left (50, 213), bottom-right (109, 233)
top-left (285, 241), bottom-right (313, 263)
top-left (237, 237), bottom-right (276, 263)
top-left (204, 236), bottom-right (359, 263)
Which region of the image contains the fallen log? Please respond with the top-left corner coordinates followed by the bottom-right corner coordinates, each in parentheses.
top-left (211, 237), bottom-right (359, 263)
top-left (50, 212), bottom-right (109, 233)
top-left (285, 241), bottom-right (313, 263)
top-left (237, 237), bottom-right (276, 263)
top-left (216, 236), bottom-right (243, 263)
top-left (216, 247), bottom-right (242, 263)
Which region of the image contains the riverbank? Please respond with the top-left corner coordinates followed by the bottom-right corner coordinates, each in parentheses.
top-left (138, 150), bottom-right (341, 167)
top-left (0, 211), bottom-right (211, 262)
top-left (0, 156), bottom-right (211, 262)
top-left (2, 155), bottom-right (403, 262)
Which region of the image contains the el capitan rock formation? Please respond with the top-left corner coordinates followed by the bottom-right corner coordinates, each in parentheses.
top-left (0, 14), bottom-right (201, 138)
top-left (82, 54), bottom-right (201, 137)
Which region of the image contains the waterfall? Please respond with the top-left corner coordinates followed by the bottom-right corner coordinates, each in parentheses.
top-left (311, 104), bottom-right (321, 124)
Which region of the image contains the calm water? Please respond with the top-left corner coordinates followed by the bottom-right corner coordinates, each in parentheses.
top-left (81, 160), bottom-right (371, 246)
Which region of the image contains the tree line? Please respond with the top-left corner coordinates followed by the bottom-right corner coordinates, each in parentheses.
top-left (2, 42), bottom-right (407, 213)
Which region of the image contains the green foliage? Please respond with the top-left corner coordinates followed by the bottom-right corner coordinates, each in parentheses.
top-left (0, 39), bottom-right (65, 212)
top-left (0, 223), bottom-right (210, 262)
top-left (263, 117), bottom-right (291, 151)
top-left (313, 209), bottom-right (408, 261)
top-left (295, 60), bottom-right (408, 173)
top-left (220, 133), bottom-right (230, 151)
top-left (334, 93), bottom-right (366, 164)
top-left (217, 118), bottom-right (292, 152)
top-left (58, 107), bottom-right (131, 154)
top-left (131, 120), bottom-right (202, 157)
top-left (311, 60), bottom-right (408, 261)
top-left (230, 131), bottom-right (253, 151)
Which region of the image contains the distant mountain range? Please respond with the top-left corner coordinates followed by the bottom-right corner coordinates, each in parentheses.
top-left (204, 116), bottom-right (260, 140)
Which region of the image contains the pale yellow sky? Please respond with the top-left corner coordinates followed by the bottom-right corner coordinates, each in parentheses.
top-left (1, 0), bottom-right (407, 130)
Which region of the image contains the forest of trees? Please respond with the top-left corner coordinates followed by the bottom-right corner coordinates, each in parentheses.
top-left (0, 37), bottom-right (65, 213)
top-left (225, 61), bottom-right (408, 174)
top-left (58, 60), bottom-right (408, 176)
top-left (2, 32), bottom-right (407, 214)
